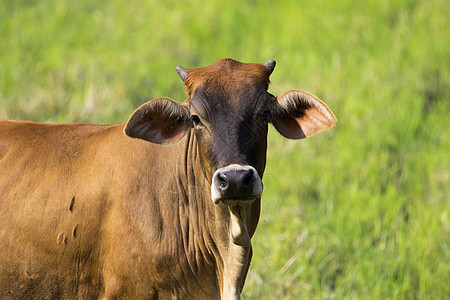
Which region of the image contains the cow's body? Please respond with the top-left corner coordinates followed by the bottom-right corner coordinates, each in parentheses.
top-left (0, 59), bottom-right (336, 299)
top-left (0, 121), bottom-right (227, 299)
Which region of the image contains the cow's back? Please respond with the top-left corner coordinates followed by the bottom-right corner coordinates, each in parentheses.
top-left (0, 119), bottom-right (121, 298)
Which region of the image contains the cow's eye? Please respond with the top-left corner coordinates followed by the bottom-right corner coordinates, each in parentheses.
top-left (261, 110), bottom-right (271, 122)
top-left (190, 115), bottom-right (202, 127)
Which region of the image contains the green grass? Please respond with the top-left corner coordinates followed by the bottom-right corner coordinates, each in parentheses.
top-left (1, 0), bottom-right (449, 298)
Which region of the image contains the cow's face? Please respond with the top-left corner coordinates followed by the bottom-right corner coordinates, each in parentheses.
top-left (124, 59), bottom-right (336, 241)
top-left (181, 60), bottom-right (277, 207)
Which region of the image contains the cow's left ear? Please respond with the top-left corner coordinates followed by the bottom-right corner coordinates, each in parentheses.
top-left (271, 90), bottom-right (337, 139)
top-left (124, 97), bottom-right (190, 145)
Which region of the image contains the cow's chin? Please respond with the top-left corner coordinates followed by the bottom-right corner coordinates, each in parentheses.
top-left (209, 196), bottom-right (258, 247)
top-left (228, 200), bottom-right (256, 247)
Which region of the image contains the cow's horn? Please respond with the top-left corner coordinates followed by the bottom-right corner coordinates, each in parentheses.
top-left (264, 60), bottom-right (276, 75)
top-left (176, 66), bottom-right (188, 82)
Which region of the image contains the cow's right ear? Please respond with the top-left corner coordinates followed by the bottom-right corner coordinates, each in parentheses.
top-left (271, 90), bottom-right (337, 139)
top-left (124, 97), bottom-right (191, 145)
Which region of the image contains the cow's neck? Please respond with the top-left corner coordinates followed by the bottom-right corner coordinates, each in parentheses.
top-left (183, 130), bottom-right (260, 299)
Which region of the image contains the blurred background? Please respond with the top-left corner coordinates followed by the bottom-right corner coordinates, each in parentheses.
top-left (1, 0), bottom-right (448, 298)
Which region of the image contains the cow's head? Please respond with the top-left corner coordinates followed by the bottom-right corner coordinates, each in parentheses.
top-left (124, 59), bottom-right (336, 244)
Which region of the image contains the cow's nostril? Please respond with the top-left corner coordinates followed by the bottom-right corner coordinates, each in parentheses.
top-left (218, 173), bottom-right (228, 189)
top-left (243, 170), bottom-right (253, 186)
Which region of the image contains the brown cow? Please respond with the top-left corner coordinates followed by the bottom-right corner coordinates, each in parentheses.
top-left (0, 58), bottom-right (336, 299)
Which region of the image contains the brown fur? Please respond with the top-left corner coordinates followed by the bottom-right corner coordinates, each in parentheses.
top-left (184, 58), bottom-right (271, 98)
top-left (0, 120), bottom-right (220, 299)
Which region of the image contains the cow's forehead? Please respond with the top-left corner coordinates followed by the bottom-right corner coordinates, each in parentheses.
top-left (184, 58), bottom-right (271, 99)
top-left (189, 86), bottom-right (269, 122)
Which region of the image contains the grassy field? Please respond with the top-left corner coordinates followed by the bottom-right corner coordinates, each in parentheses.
top-left (1, 0), bottom-right (449, 298)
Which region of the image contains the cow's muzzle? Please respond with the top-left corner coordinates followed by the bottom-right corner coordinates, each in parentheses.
top-left (211, 164), bottom-right (263, 205)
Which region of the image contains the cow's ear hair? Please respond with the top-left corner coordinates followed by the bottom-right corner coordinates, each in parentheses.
top-left (124, 97), bottom-right (191, 145)
top-left (271, 90), bottom-right (337, 139)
